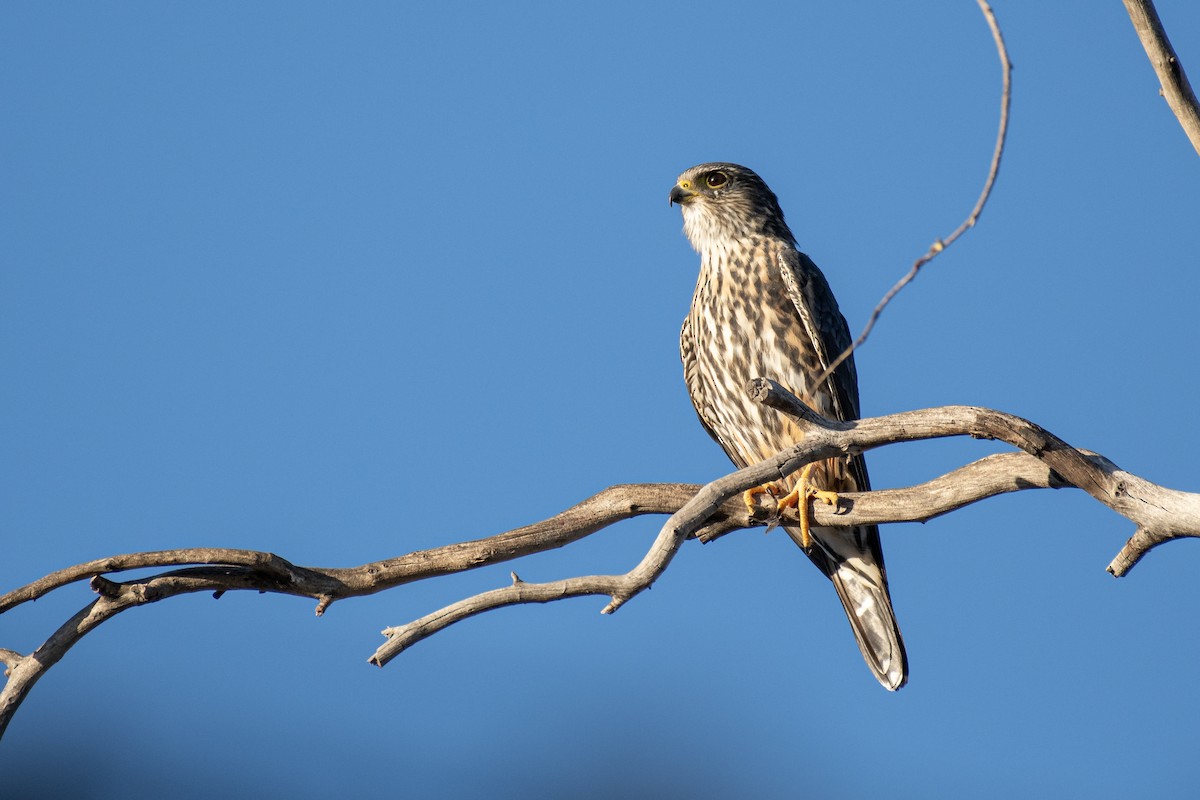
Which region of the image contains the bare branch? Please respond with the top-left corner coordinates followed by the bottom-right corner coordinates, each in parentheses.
top-left (809, 0), bottom-right (1013, 396)
top-left (5, 392), bottom-right (1198, 737)
top-left (1123, 0), bottom-right (1200, 156)
top-left (0, 549), bottom-right (315, 614)
top-left (697, 451), bottom-right (1071, 543)
top-left (747, 379), bottom-right (1200, 575)
top-left (0, 485), bottom-right (732, 616)
top-left (372, 438), bottom-right (799, 665)
top-left (374, 380), bottom-right (1199, 668)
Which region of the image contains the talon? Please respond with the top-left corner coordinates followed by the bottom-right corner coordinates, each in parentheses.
top-left (780, 463), bottom-right (841, 550)
top-left (812, 489), bottom-right (840, 507)
top-left (743, 483), bottom-right (779, 516)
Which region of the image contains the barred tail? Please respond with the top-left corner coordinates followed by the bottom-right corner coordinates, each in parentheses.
top-left (830, 559), bottom-right (908, 691)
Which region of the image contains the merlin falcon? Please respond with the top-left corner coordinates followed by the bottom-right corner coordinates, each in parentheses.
top-left (671, 162), bottom-right (908, 690)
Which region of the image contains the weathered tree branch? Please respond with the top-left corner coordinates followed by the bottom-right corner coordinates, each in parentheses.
top-left (1124, 0), bottom-right (1200, 156)
top-left (749, 379), bottom-right (1200, 573)
top-left (374, 380), bottom-right (1200, 665)
top-left (5, 386), bottom-right (1197, 738)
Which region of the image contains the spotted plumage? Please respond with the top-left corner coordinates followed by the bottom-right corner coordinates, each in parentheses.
top-left (672, 162), bottom-right (908, 690)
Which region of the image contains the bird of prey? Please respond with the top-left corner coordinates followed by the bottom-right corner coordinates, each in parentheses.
top-left (671, 162), bottom-right (908, 690)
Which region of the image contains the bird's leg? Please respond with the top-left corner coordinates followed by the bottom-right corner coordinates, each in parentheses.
top-left (775, 463), bottom-right (840, 549)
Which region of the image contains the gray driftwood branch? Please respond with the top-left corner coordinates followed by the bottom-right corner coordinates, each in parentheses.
top-left (4, 383), bottom-right (1198, 738)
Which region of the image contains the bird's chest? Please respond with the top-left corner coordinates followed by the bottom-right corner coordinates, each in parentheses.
top-left (693, 286), bottom-right (800, 390)
top-left (685, 250), bottom-right (832, 464)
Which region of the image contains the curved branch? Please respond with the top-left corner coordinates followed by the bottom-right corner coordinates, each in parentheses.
top-left (0, 567), bottom-right (307, 738)
top-left (5, 395), bottom-right (1199, 737)
top-left (1123, 0), bottom-right (1200, 156)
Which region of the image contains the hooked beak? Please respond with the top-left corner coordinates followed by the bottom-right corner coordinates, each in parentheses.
top-left (669, 184), bottom-right (695, 207)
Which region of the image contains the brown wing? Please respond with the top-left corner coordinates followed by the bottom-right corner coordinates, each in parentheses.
top-left (773, 246), bottom-right (878, 533)
top-left (775, 247), bottom-right (907, 690)
top-left (774, 248), bottom-right (860, 421)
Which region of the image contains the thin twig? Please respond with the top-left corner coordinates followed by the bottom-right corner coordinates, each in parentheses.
top-left (810, 0), bottom-right (1012, 393)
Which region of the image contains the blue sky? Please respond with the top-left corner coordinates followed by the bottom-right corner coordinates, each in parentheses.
top-left (4, 2), bottom-right (1200, 797)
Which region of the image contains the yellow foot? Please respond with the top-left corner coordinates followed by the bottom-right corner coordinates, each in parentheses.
top-left (743, 483), bottom-right (780, 516)
top-left (775, 463), bottom-right (840, 550)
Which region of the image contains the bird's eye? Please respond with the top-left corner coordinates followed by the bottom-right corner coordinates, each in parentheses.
top-left (704, 171), bottom-right (728, 189)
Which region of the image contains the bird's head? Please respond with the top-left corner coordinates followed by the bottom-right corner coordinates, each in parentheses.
top-left (669, 162), bottom-right (794, 254)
